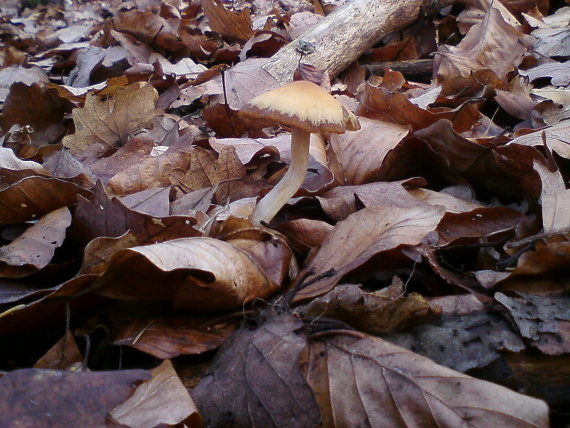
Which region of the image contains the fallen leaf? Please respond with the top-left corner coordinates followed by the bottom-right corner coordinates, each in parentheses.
top-left (496, 292), bottom-right (570, 355)
top-left (93, 237), bottom-right (281, 310)
top-left (520, 61), bottom-right (570, 87)
top-left (297, 281), bottom-right (437, 335)
top-left (34, 329), bottom-right (83, 370)
top-left (0, 177), bottom-right (80, 225)
top-left (79, 301), bottom-right (237, 359)
top-left (294, 205), bottom-right (445, 301)
top-left (329, 117), bottom-right (410, 185)
top-left (201, 0), bottom-right (254, 42)
top-left (0, 207), bottom-right (71, 278)
top-left (71, 181), bottom-right (201, 244)
top-left (110, 360), bottom-right (202, 428)
top-left (534, 161), bottom-right (570, 233)
top-left (192, 313), bottom-right (321, 428)
top-left (0, 145), bottom-right (50, 183)
top-left (62, 83), bottom-right (158, 154)
top-left (0, 82), bottom-right (68, 145)
top-left (301, 332), bottom-right (549, 427)
top-left (318, 180), bottom-right (426, 222)
top-left (384, 311), bottom-right (525, 372)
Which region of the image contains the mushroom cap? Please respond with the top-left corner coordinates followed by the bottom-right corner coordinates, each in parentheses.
top-left (240, 80), bottom-right (360, 134)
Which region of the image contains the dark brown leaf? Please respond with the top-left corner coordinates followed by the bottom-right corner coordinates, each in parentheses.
top-left (192, 313), bottom-right (321, 428)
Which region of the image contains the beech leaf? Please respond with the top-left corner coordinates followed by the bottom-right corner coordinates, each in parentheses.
top-left (301, 333), bottom-right (549, 427)
top-left (93, 237), bottom-right (282, 310)
top-left (294, 205), bottom-right (445, 301)
top-left (0, 207), bottom-right (71, 278)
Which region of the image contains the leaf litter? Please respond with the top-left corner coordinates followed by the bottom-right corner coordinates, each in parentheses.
top-left (0, 0), bottom-right (568, 425)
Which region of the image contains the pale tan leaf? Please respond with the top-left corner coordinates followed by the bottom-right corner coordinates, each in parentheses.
top-left (0, 207), bottom-right (71, 278)
top-left (0, 146), bottom-right (49, 179)
top-left (330, 117), bottom-right (410, 185)
top-left (294, 205), bottom-right (445, 301)
top-left (301, 334), bottom-right (549, 427)
top-left (94, 237), bottom-right (281, 310)
top-left (534, 161), bottom-right (570, 233)
top-left (110, 360), bottom-right (201, 428)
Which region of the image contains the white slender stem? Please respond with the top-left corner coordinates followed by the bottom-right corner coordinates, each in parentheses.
top-left (251, 128), bottom-right (310, 225)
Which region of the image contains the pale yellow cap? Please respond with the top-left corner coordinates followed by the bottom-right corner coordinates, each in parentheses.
top-left (240, 80), bottom-right (360, 134)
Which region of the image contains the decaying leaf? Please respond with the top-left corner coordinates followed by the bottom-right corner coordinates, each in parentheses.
top-left (34, 329), bottom-right (83, 370)
top-left (192, 313), bottom-right (321, 428)
top-left (294, 205), bottom-right (445, 301)
top-left (0, 207), bottom-right (71, 278)
top-left (0, 177), bottom-right (80, 225)
top-left (297, 280), bottom-right (438, 335)
top-left (62, 83), bottom-right (158, 154)
top-left (201, 0), bottom-right (254, 42)
top-left (384, 311), bottom-right (525, 372)
top-left (110, 360), bottom-right (201, 428)
top-left (496, 292), bottom-right (570, 355)
top-left (78, 301), bottom-right (237, 359)
top-left (301, 333), bottom-right (549, 427)
top-left (93, 237), bottom-right (283, 310)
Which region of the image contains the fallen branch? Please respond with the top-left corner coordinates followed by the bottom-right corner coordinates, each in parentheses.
top-left (263, 0), bottom-right (457, 84)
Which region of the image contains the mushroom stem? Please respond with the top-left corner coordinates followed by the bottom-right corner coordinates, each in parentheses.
top-left (251, 127), bottom-right (311, 225)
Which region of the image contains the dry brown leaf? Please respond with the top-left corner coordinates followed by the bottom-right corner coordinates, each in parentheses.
top-left (436, 206), bottom-right (527, 245)
top-left (110, 10), bottom-right (183, 54)
top-left (0, 82), bottom-right (68, 146)
top-left (88, 135), bottom-right (155, 185)
top-left (510, 120), bottom-right (570, 160)
top-left (319, 179), bottom-right (426, 222)
top-left (175, 145), bottom-right (247, 204)
top-left (34, 329), bottom-right (83, 370)
top-left (62, 83), bottom-right (158, 154)
top-left (93, 237), bottom-right (281, 310)
top-left (0, 177), bottom-right (80, 225)
top-left (0, 368), bottom-right (150, 427)
top-left (520, 61), bottom-right (570, 87)
top-left (436, 5), bottom-right (530, 92)
top-left (106, 150), bottom-right (193, 196)
top-left (276, 218), bottom-right (333, 255)
top-left (412, 119), bottom-right (544, 201)
top-left (120, 187), bottom-right (172, 217)
top-left (79, 232), bottom-right (141, 276)
top-left (534, 161), bottom-right (570, 233)
top-left (210, 135), bottom-right (284, 165)
top-left (0, 207), bottom-right (71, 278)
top-left (497, 235), bottom-right (570, 294)
top-left (330, 117), bottom-right (410, 185)
top-left (294, 205), bottom-right (445, 301)
top-left (201, 0), bottom-right (254, 42)
top-left (71, 181), bottom-right (201, 244)
top-left (297, 281), bottom-right (437, 335)
top-left (110, 360), bottom-right (202, 428)
top-left (407, 187), bottom-right (482, 212)
top-left (79, 301), bottom-right (237, 359)
top-left (192, 313), bottom-right (321, 428)
top-left (301, 333), bottom-right (549, 427)
top-left (0, 145), bottom-right (50, 183)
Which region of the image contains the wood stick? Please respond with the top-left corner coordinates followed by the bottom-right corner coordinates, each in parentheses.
top-left (263, 0), bottom-right (457, 84)
top-left (365, 59), bottom-right (435, 81)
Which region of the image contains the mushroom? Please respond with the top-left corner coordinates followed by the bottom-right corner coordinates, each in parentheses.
top-left (240, 80), bottom-right (360, 225)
